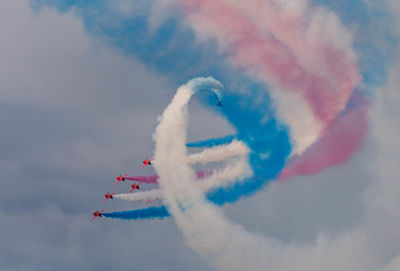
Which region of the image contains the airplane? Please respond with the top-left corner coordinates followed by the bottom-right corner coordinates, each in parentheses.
top-left (115, 173), bottom-right (128, 185)
top-left (141, 158), bottom-right (153, 169)
top-left (90, 209), bottom-right (105, 222)
top-left (104, 192), bottom-right (115, 202)
top-left (129, 182), bottom-right (142, 193)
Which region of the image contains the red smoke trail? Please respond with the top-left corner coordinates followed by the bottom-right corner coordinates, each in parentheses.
top-left (279, 98), bottom-right (368, 181)
top-left (126, 171), bottom-right (213, 184)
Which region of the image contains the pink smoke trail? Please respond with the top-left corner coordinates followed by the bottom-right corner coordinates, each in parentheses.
top-left (125, 176), bottom-right (158, 184)
top-left (126, 171), bottom-right (213, 184)
top-left (278, 98), bottom-right (368, 181)
top-left (182, 0), bottom-right (359, 123)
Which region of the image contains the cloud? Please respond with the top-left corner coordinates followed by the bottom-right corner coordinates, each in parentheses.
top-left (0, 1), bottom-right (230, 270)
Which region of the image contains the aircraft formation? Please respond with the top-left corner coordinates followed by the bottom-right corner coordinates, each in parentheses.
top-left (90, 158), bottom-right (153, 222)
top-left (90, 98), bottom-right (223, 222)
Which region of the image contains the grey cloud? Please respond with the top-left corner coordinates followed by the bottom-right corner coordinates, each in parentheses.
top-left (0, 1), bottom-right (226, 270)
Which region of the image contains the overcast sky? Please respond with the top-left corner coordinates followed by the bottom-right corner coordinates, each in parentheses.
top-left (0, 1), bottom-right (230, 270)
top-left (1, 1), bottom-right (399, 271)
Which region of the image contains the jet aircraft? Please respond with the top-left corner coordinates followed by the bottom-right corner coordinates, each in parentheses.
top-left (141, 159), bottom-right (153, 169)
top-left (104, 192), bottom-right (115, 202)
top-left (129, 182), bottom-right (142, 193)
top-left (90, 209), bottom-right (105, 222)
top-left (115, 173), bottom-right (128, 185)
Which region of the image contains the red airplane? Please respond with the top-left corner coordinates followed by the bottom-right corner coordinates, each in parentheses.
top-left (90, 209), bottom-right (105, 222)
top-left (115, 173), bottom-right (128, 185)
top-left (129, 182), bottom-right (142, 193)
top-left (141, 158), bottom-right (153, 169)
top-left (104, 192), bottom-right (115, 202)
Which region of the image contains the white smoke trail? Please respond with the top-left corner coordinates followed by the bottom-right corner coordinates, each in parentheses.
top-left (199, 156), bottom-right (251, 189)
top-left (186, 140), bottom-right (249, 165)
top-left (114, 189), bottom-right (162, 202)
top-left (141, 141), bottom-right (248, 169)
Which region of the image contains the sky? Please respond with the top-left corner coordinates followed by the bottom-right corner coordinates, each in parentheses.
top-left (0, 0), bottom-right (399, 270)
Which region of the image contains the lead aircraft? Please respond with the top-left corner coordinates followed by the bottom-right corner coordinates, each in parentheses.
top-left (141, 158), bottom-right (153, 169)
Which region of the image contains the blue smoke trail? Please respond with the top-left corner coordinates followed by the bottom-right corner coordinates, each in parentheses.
top-left (103, 206), bottom-right (169, 220)
top-left (186, 135), bottom-right (237, 148)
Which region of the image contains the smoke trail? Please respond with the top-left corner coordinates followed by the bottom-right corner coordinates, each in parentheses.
top-left (279, 95), bottom-right (368, 181)
top-left (187, 134), bottom-right (237, 148)
top-left (186, 76), bottom-right (224, 94)
top-left (199, 157), bottom-right (251, 189)
top-left (103, 206), bottom-right (169, 220)
top-left (182, 0), bottom-right (359, 127)
top-left (125, 171), bottom-right (212, 184)
top-left (114, 189), bottom-right (163, 203)
top-left (114, 157), bottom-right (251, 204)
top-left (187, 140), bottom-right (249, 164)
top-left (125, 175), bottom-right (159, 184)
